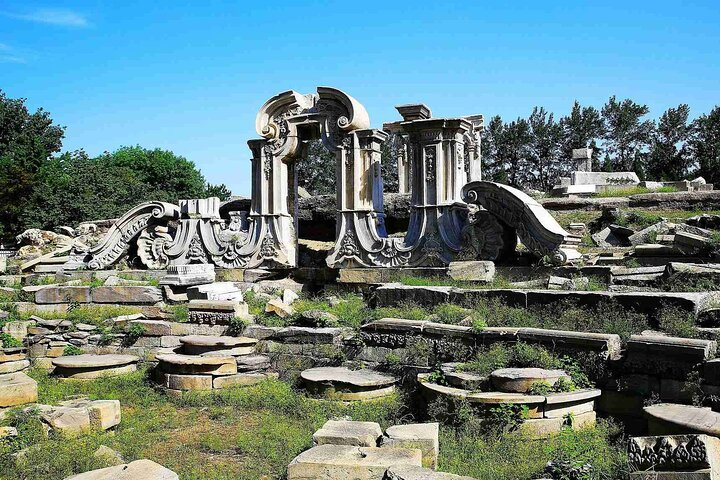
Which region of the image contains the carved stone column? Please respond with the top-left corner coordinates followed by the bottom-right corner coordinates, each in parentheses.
top-left (391, 106), bottom-right (473, 266)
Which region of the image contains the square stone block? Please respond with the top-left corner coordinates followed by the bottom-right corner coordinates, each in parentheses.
top-left (381, 423), bottom-right (439, 469)
top-left (313, 420), bottom-right (383, 447)
top-left (0, 372), bottom-right (38, 407)
top-left (88, 400), bottom-right (121, 430)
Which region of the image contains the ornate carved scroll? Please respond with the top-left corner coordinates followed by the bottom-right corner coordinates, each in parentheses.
top-left (65, 202), bottom-right (180, 270)
top-left (462, 181), bottom-right (581, 264)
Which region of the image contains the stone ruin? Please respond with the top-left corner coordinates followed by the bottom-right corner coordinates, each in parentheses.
top-left (552, 147), bottom-right (714, 197)
top-left (52, 86), bottom-right (579, 274)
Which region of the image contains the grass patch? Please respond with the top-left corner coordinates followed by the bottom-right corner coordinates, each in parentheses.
top-left (0, 368), bottom-right (406, 480)
top-left (0, 368), bottom-right (629, 480)
top-left (439, 419), bottom-right (629, 479)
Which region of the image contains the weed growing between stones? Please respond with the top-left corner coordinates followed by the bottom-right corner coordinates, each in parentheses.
top-left (454, 343), bottom-right (592, 389)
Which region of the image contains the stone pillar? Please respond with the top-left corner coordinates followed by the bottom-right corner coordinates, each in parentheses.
top-left (572, 148), bottom-right (593, 172)
top-left (396, 137), bottom-right (410, 194)
top-left (464, 114), bottom-right (484, 183)
top-left (397, 107), bottom-right (473, 266)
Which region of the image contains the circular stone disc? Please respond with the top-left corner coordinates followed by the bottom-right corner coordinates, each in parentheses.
top-left (156, 353), bottom-right (235, 366)
top-left (490, 367), bottom-right (569, 393)
top-left (52, 354), bottom-right (139, 369)
top-left (179, 335), bottom-right (257, 347)
top-left (300, 367), bottom-right (395, 387)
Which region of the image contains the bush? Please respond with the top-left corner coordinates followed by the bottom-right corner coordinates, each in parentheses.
top-left (0, 332), bottom-right (22, 348)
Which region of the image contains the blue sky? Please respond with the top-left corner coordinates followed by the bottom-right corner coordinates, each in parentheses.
top-left (2, 1), bottom-right (719, 196)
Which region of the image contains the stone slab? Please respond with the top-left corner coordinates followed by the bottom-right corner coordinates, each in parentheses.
top-left (287, 444), bottom-right (422, 480)
top-left (384, 466), bottom-right (477, 480)
top-left (313, 420), bottom-right (383, 447)
top-left (156, 353), bottom-right (237, 376)
top-left (645, 403), bottom-right (720, 436)
top-left (91, 286), bottom-right (163, 304)
top-left (0, 359), bottom-right (30, 374)
top-left (64, 459), bottom-right (179, 480)
top-left (446, 261), bottom-right (495, 282)
top-left (52, 354), bottom-right (139, 369)
top-left (35, 286), bottom-right (91, 304)
top-left (490, 368), bottom-right (569, 393)
top-left (0, 372), bottom-right (38, 407)
top-left (301, 367), bottom-right (396, 388)
top-left (212, 372), bottom-right (277, 389)
top-left (381, 423), bottom-right (439, 469)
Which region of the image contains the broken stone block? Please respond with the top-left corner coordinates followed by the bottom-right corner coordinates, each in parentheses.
top-left (591, 227), bottom-right (625, 247)
top-left (35, 286), bottom-right (91, 304)
top-left (628, 434), bottom-right (720, 479)
top-left (0, 372), bottom-right (38, 407)
top-left (160, 263), bottom-right (216, 287)
top-left (187, 282), bottom-right (243, 302)
top-left (629, 221), bottom-right (669, 246)
top-left (446, 261), bottom-right (495, 282)
top-left (313, 420), bottom-right (383, 447)
top-left (675, 231), bottom-right (712, 254)
top-left (381, 423), bottom-right (439, 469)
top-left (87, 400), bottom-right (122, 430)
top-left (384, 465), bottom-right (477, 480)
top-left (265, 298), bottom-right (294, 318)
top-left (283, 288), bottom-right (300, 305)
top-left (38, 404), bottom-right (91, 433)
top-left (287, 444), bottom-right (422, 480)
top-left (0, 359), bottom-right (30, 374)
top-left (64, 458), bottom-right (179, 480)
top-left (188, 299), bottom-right (248, 325)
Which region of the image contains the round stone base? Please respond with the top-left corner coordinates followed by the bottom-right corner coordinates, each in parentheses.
top-left (301, 367), bottom-right (397, 401)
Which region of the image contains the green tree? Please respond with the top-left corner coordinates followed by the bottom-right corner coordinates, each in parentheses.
top-left (497, 118), bottom-right (533, 187)
top-left (21, 147), bottom-right (232, 232)
top-left (601, 96), bottom-right (654, 173)
top-left (560, 100), bottom-right (605, 169)
top-left (527, 107), bottom-right (564, 191)
top-left (205, 183), bottom-right (232, 200)
top-left (646, 104), bottom-right (691, 180)
top-left (103, 146), bottom-right (209, 202)
top-left (480, 115), bottom-right (508, 183)
top-left (297, 139), bottom-right (336, 195)
top-left (689, 106), bottom-right (720, 184)
top-left (380, 132), bottom-right (400, 193)
top-left (0, 90), bottom-right (65, 238)
top-left (21, 151), bottom-right (144, 230)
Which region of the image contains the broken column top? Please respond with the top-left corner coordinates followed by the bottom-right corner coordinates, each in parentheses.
top-left (572, 148), bottom-right (593, 160)
top-left (395, 104), bottom-right (432, 121)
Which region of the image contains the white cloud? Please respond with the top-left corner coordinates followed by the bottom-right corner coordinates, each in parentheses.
top-left (2, 8), bottom-right (89, 27)
top-left (0, 55), bottom-right (26, 64)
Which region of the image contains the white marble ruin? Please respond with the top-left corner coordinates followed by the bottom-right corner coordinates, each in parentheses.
top-left (64, 86), bottom-right (579, 270)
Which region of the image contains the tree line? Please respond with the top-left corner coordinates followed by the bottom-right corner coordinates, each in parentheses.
top-left (482, 98), bottom-right (720, 191)
top-left (0, 90), bottom-right (230, 240)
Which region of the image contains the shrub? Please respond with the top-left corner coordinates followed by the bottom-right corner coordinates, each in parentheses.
top-left (0, 332), bottom-right (22, 348)
top-left (63, 345), bottom-right (83, 356)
